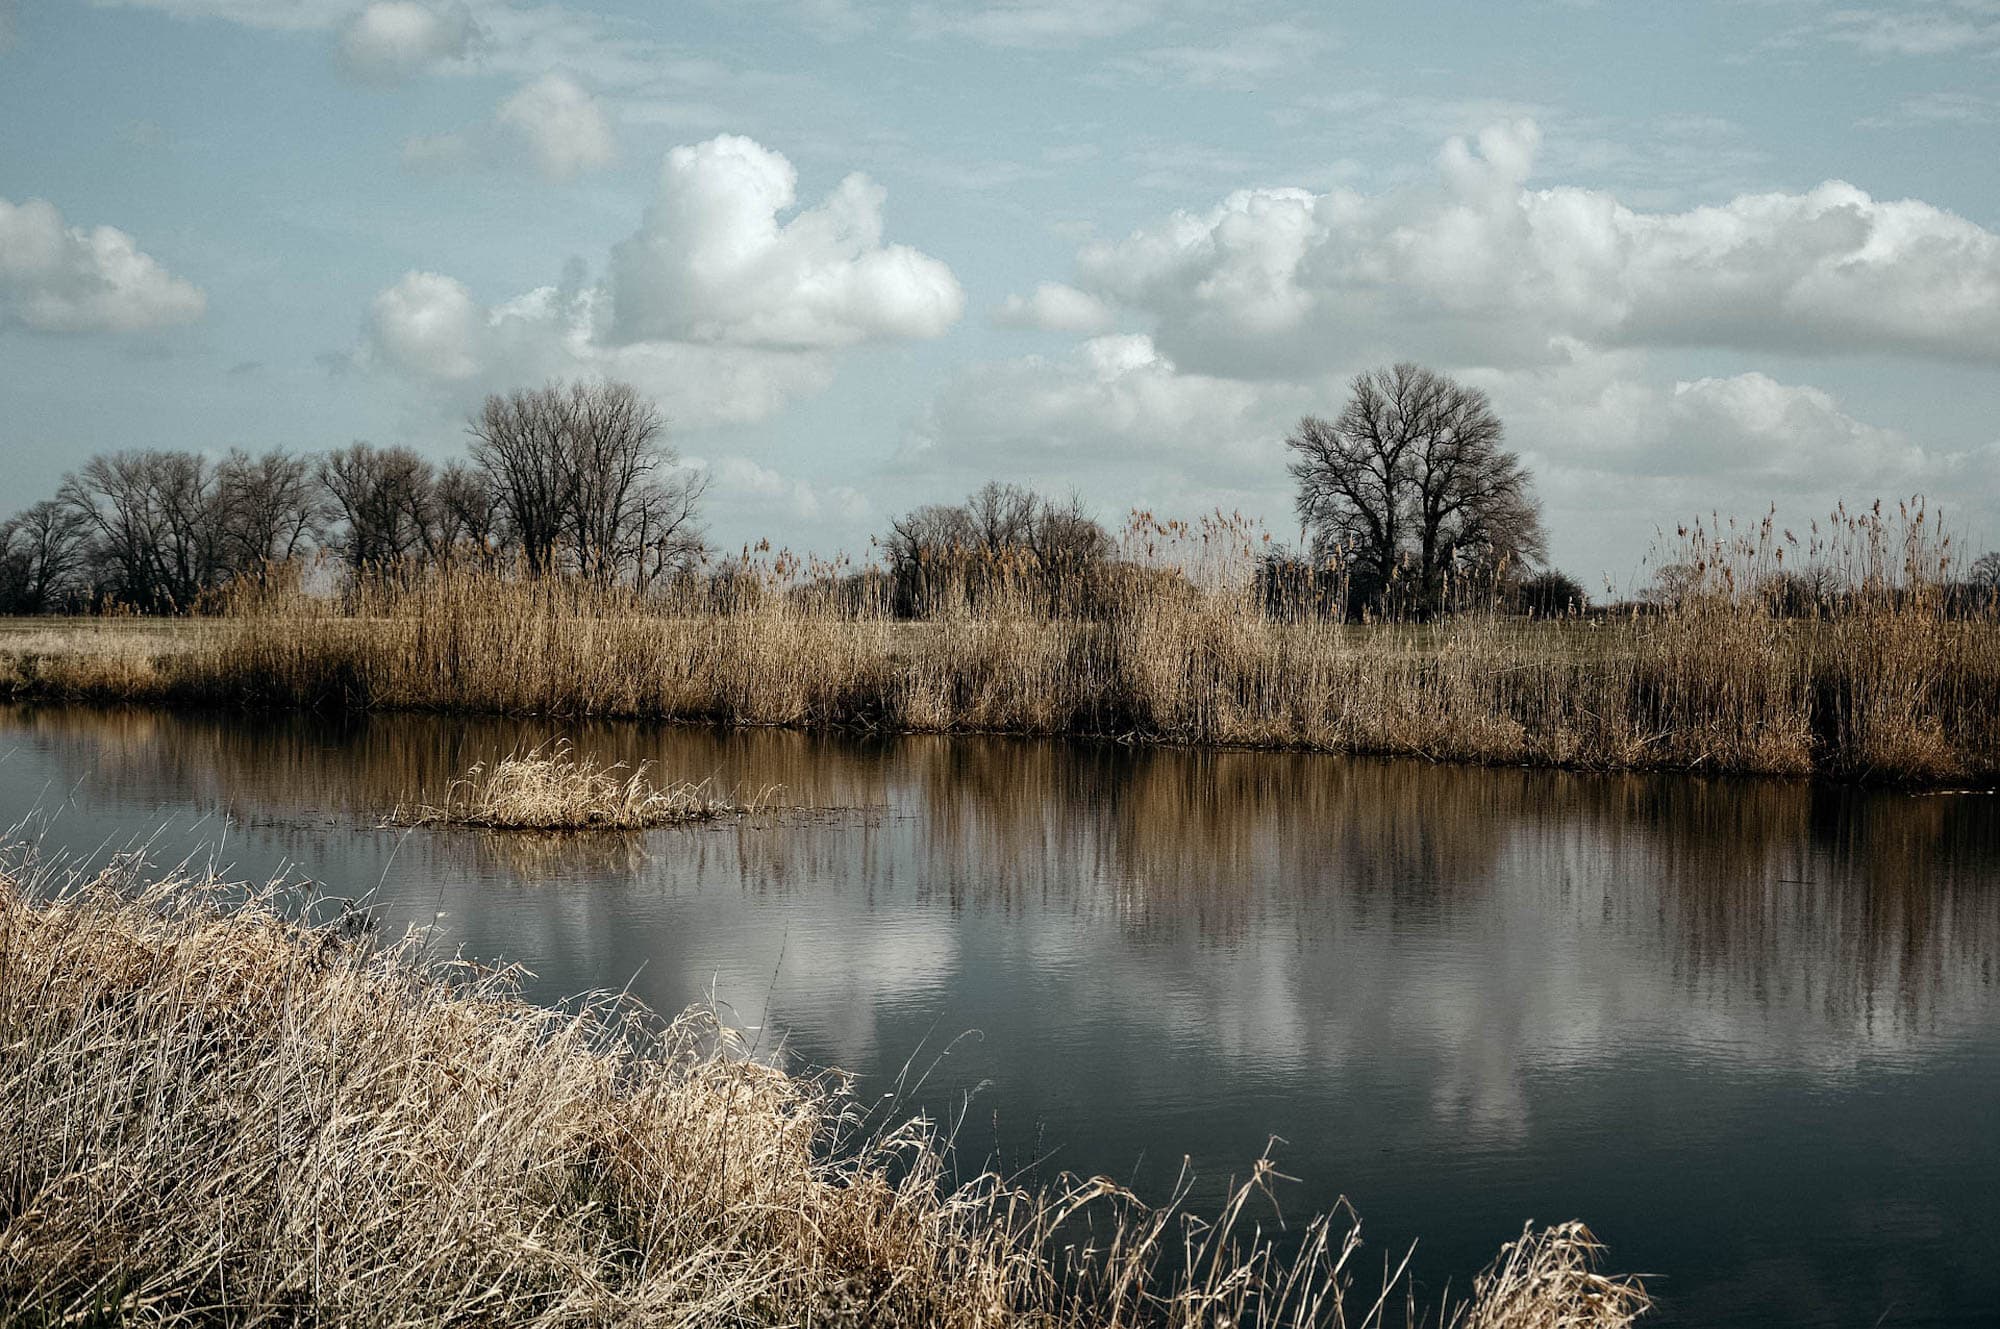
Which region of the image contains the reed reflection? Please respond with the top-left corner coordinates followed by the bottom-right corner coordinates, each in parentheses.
top-left (6, 702), bottom-right (1994, 1059)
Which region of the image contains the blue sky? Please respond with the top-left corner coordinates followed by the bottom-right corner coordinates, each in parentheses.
top-left (3, 0), bottom-right (1997, 586)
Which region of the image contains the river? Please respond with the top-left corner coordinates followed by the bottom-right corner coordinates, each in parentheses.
top-left (2, 703), bottom-right (1995, 1327)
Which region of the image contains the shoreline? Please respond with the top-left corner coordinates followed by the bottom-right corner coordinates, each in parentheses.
top-left (2, 589), bottom-right (1996, 787)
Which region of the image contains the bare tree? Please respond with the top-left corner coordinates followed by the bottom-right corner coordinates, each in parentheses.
top-left (218, 449), bottom-right (324, 576)
top-left (0, 499), bottom-right (93, 613)
top-left (627, 471), bottom-right (708, 590)
top-left (60, 451), bottom-right (235, 612)
top-left (1288, 363), bottom-right (1544, 617)
top-left (318, 443), bottom-right (437, 572)
top-left (1973, 551), bottom-right (2000, 589)
top-left (466, 387), bottom-right (573, 578)
top-left (435, 462), bottom-right (504, 564)
top-left (467, 379), bottom-right (702, 584)
top-left (565, 380), bottom-right (695, 584)
top-left (963, 480), bottom-right (1036, 554)
top-left (882, 482), bottom-right (1110, 616)
top-left (883, 501), bottom-right (977, 616)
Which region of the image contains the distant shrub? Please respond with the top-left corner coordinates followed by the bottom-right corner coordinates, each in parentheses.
top-left (1516, 570), bottom-right (1589, 618)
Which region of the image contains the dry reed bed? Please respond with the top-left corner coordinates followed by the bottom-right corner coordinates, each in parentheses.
top-left (3, 568), bottom-right (1994, 783)
top-left (385, 741), bottom-right (764, 830)
top-left (0, 856), bottom-right (1648, 1327)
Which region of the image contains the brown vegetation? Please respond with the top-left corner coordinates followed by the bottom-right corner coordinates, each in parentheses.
top-left (2, 503), bottom-right (1994, 785)
top-left (385, 740), bottom-right (763, 830)
top-left (0, 855), bottom-right (1646, 1327)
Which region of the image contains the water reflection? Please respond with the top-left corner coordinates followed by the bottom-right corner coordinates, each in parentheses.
top-left (2, 704), bottom-right (1997, 1327)
top-left (9, 704), bottom-right (1998, 1049)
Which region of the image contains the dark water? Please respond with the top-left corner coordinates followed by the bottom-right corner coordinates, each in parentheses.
top-left (2, 704), bottom-right (1997, 1327)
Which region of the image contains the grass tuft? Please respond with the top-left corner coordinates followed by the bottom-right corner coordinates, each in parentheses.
top-left (385, 740), bottom-right (766, 830)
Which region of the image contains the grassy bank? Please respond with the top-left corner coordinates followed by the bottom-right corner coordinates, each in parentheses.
top-left (2, 548), bottom-right (1996, 783)
top-left (0, 854), bottom-right (1647, 1327)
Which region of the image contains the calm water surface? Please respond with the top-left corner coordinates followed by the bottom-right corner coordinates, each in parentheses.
top-left (2, 704), bottom-right (1996, 1327)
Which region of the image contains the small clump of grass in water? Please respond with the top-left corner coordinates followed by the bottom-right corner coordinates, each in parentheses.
top-left (387, 740), bottom-right (773, 830)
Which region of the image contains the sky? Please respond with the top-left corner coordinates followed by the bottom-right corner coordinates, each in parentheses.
top-left (2, 0), bottom-right (1998, 590)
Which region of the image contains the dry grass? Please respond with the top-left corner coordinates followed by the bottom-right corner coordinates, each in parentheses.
top-left (0, 853), bottom-right (1648, 1328)
top-left (1452, 1225), bottom-right (1651, 1329)
top-left (2, 502), bottom-right (1992, 784)
top-left (385, 741), bottom-right (764, 830)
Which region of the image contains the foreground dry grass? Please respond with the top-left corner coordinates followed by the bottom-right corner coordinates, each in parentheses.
top-left (385, 741), bottom-right (764, 830)
top-left (0, 856), bottom-right (1647, 1328)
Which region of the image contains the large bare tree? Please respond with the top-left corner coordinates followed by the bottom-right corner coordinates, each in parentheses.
top-left (59, 451), bottom-right (235, 612)
top-left (218, 449), bottom-right (324, 576)
top-left (0, 499), bottom-right (93, 613)
top-left (1287, 363), bottom-right (1545, 617)
top-left (318, 443), bottom-right (438, 572)
top-left (468, 379), bottom-right (703, 583)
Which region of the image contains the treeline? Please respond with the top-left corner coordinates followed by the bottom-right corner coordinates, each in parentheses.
top-left (1, 363), bottom-right (1578, 622)
top-left (0, 381), bottom-right (705, 614)
top-left (10, 366), bottom-right (1994, 623)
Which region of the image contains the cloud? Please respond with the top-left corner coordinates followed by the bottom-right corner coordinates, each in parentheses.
top-left (1858, 91), bottom-right (2000, 128)
top-left (1493, 355), bottom-right (2000, 579)
top-left (912, 327), bottom-right (1996, 579)
top-left (702, 456), bottom-right (871, 523)
top-left (606, 134), bottom-right (964, 348)
top-left (1477, 353), bottom-right (1949, 491)
top-left (914, 333), bottom-right (1302, 481)
top-left (99, 0), bottom-right (763, 104)
top-left (334, 1), bottom-right (474, 83)
top-left (365, 271), bottom-right (837, 426)
top-left (1107, 19), bottom-right (1334, 90)
top-left (994, 282), bottom-right (1114, 333)
top-left (367, 135), bottom-right (960, 426)
top-left (367, 270), bottom-right (484, 380)
top-left (1063, 119), bottom-right (2000, 377)
top-left (400, 73), bottom-right (615, 182)
top-left (0, 195), bottom-right (206, 333)
top-left (495, 72), bottom-right (615, 181)
top-left (1816, 5), bottom-right (2000, 57)
top-left (91, 0), bottom-right (354, 30)
top-left (910, 0), bottom-right (1165, 47)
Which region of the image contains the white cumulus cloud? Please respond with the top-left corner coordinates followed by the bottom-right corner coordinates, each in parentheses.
top-left (606, 134), bottom-right (964, 348)
top-left (496, 72), bottom-right (615, 181)
top-left (367, 135), bottom-right (960, 426)
top-left (367, 270), bottom-right (484, 379)
top-left (366, 271), bottom-right (836, 426)
top-left (1068, 118), bottom-right (2000, 377)
top-left (1480, 353), bottom-right (1947, 490)
top-left (335, 1), bottom-right (474, 83)
top-left (0, 195), bottom-right (206, 334)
